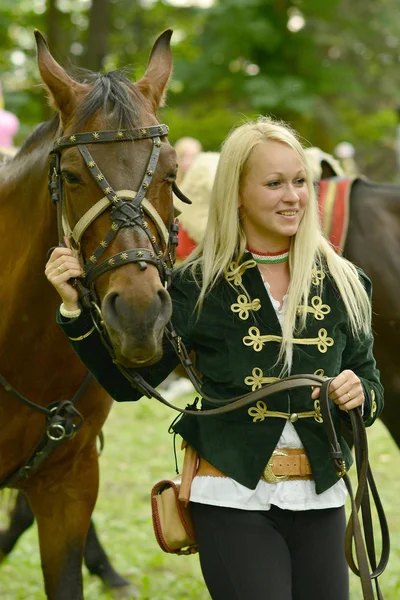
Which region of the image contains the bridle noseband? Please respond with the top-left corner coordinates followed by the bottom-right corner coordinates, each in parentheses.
top-left (48, 123), bottom-right (187, 309)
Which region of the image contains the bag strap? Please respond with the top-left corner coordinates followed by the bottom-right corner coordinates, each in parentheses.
top-left (178, 441), bottom-right (199, 506)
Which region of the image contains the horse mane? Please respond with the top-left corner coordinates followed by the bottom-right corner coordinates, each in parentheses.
top-left (11, 69), bottom-right (146, 162)
top-left (69, 68), bottom-right (147, 131)
top-left (16, 114), bottom-right (60, 156)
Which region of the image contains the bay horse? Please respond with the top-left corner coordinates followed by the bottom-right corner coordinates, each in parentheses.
top-left (316, 157), bottom-right (400, 449)
top-left (0, 28), bottom-right (178, 599)
top-left (0, 149), bottom-right (131, 596)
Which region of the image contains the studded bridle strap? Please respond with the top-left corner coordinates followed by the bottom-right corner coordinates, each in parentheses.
top-left (66, 191), bottom-right (169, 249)
top-left (85, 248), bottom-right (163, 286)
top-left (54, 125), bottom-right (169, 150)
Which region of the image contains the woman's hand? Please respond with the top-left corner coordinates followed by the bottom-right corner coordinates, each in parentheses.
top-left (311, 369), bottom-right (364, 411)
top-left (45, 246), bottom-right (83, 310)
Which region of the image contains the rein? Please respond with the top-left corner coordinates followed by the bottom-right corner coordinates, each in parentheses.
top-left (35, 121), bottom-right (390, 596)
top-left (92, 316), bottom-right (390, 598)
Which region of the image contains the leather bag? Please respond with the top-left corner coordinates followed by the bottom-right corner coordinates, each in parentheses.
top-left (151, 444), bottom-right (198, 555)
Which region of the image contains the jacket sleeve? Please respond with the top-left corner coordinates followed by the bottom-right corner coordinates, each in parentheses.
top-left (56, 271), bottom-right (195, 402)
top-left (339, 270), bottom-right (384, 427)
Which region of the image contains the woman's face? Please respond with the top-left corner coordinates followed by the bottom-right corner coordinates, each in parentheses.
top-left (239, 140), bottom-right (309, 251)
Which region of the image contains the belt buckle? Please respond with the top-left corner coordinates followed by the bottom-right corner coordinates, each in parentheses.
top-left (263, 449), bottom-right (289, 484)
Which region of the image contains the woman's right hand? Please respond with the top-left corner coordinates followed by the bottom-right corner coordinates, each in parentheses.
top-left (45, 246), bottom-right (83, 310)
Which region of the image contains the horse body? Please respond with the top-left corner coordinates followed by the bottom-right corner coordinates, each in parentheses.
top-left (344, 178), bottom-right (400, 447)
top-left (313, 148), bottom-right (400, 448)
top-left (0, 29), bottom-right (175, 599)
top-left (0, 117), bottom-right (113, 599)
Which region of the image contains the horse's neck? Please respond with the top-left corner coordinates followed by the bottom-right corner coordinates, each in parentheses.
top-left (0, 149), bottom-right (59, 332)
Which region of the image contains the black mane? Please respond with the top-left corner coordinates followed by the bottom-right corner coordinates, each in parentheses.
top-left (71, 69), bottom-right (146, 131)
top-left (17, 69), bottom-right (145, 157)
top-left (17, 114), bottom-right (60, 155)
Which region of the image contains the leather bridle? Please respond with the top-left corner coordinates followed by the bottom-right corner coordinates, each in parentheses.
top-left (0, 122), bottom-right (192, 488)
top-left (48, 123), bottom-right (189, 310)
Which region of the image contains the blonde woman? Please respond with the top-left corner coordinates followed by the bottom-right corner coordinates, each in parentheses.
top-left (46, 116), bottom-right (383, 600)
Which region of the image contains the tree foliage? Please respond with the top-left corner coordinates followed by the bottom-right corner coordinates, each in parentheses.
top-left (1, 0), bottom-right (400, 179)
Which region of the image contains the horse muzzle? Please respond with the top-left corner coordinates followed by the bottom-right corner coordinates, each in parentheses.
top-left (101, 287), bottom-right (172, 367)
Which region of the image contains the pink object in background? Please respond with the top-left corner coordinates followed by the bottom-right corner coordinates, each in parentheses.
top-left (0, 81), bottom-right (19, 148)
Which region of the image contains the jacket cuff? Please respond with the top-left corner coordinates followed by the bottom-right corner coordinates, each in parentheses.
top-left (360, 381), bottom-right (378, 426)
top-left (56, 306), bottom-right (95, 341)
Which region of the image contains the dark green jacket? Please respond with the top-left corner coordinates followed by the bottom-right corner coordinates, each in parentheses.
top-left (58, 255), bottom-right (383, 494)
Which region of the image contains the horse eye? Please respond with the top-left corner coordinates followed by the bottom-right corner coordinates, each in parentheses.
top-left (165, 169), bottom-right (177, 183)
top-left (62, 171), bottom-right (82, 185)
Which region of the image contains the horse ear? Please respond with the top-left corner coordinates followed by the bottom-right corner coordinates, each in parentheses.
top-left (320, 160), bottom-right (337, 179)
top-left (34, 30), bottom-right (85, 119)
top-left (136, 29), bottom-right (173, 111)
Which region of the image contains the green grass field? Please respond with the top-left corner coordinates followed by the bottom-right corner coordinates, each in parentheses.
top-left (0, 393), bottom-right (399, 599)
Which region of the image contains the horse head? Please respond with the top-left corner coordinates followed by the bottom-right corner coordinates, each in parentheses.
top-left (35, 30), bottom-right (178, 368)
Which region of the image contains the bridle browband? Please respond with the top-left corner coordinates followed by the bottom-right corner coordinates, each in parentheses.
top-left (48, 123), bottom-right (190, 310)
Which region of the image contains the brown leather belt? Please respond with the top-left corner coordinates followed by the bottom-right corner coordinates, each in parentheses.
top-left (197, 448), bottom-right (312, 484)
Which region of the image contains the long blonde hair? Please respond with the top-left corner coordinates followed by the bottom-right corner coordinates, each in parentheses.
top-left (181, 116), bottom-right (371, 372)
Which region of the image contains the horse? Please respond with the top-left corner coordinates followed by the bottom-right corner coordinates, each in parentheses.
top-left (0, 146), bottom-right (134, 596)
top-left (0, 28), bottom-right (177, 599)
top-left (310, 153), bottom-right (400, 449)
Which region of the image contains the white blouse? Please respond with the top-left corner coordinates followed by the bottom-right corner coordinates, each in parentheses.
top-left (189, 279), bottom-right (347, 511)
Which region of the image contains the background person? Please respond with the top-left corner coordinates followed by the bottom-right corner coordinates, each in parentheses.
top-left (175, 151), bottom-right (220, 260)
top-left (157, 136), bottom-right (204, 397)
top-left (174, 136), bottom-right (202, 186)
top-left (45, 116), bottom-right (383, 600)
top-left (0, 81), bottom-right (19, 160)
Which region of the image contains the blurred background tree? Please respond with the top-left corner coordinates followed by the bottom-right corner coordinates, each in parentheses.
top-left (1, 0), bottom-right (400, 180)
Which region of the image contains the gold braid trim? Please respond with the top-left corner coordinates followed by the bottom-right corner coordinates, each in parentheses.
top-left (231, 294), bottom-right (261, 320)
top-left (243, 326), bottom-right (334, 353)
top-left (224, 259), bottom-right (257, 286)
top-left (69, 326), bottom-right (95, 341)
top-left (314, 368), bottom-right (326, 377)
top-left (311, 267), bottom-right (325, 286)
top-left (248, 399), bottom-right (323, 423)
top-left (244, 368), bottom-right (280, 391)
top-left (297, 295), bottom-right (331, 321)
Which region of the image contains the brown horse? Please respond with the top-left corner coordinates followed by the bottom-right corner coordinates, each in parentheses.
top-left (0, 28), bottom-right (176, 599)
top-left (316, 159), bottom-right (400, 449)
top-left (344, 178), bottom-right (400, 447)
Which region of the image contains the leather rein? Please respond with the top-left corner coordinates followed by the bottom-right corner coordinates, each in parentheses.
top-left (93, 306), bottom-right (390, 600)
top-left (51, 123), bottom-right (388, 598)
top-left (0, 121), bottom-right (389, 597)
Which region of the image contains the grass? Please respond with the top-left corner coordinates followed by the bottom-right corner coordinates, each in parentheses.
top-left (0, 393), bottom-right (399, 599)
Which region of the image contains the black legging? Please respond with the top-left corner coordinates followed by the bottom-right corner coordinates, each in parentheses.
top-left (191, 502), bottom-right (349, 600)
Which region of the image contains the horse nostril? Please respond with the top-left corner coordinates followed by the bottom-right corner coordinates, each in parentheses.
top-left (157, 286), bottom-right (169, 306)
top-left (102, 292), bottom-right (120, 330)
top-left (158, 286), bottom-right (173, 316)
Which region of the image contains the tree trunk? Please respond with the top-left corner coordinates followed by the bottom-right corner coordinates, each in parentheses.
top-left (85, 0), bottom-right (110, 72)
top-left (44, 0), bottom-right (67, 120)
